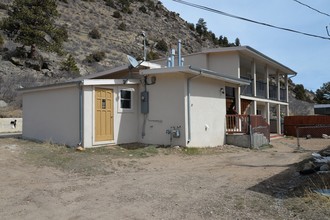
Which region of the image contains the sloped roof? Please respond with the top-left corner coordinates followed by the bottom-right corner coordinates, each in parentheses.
top-left (140, 65), bottom-right (250, 86)
top-left (182, 46), bottom-right (297, 75)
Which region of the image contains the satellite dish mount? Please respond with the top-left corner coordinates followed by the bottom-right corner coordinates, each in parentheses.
top-left (127, 55), bottom-right (143, 69)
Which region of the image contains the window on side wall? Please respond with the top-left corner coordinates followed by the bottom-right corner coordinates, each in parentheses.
top-left (120, 89), bottom-right (132, 111)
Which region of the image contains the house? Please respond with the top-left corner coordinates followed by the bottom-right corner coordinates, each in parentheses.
top-left (315, 104), bottom-right (330, 115)
top-left (20, 45), bottom-right (296, 148)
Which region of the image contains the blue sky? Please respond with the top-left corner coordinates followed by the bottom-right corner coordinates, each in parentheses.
top-left (161, 0), bottom-right (330, 91)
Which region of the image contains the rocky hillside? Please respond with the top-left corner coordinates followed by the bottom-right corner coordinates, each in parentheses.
top-left (0, 0), bottom-right (315, 117)
top-left (0, 0), bottom-right (219, 114)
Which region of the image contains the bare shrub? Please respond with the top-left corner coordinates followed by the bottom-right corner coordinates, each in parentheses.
top-left (88, 28), bottom-right (101, 39)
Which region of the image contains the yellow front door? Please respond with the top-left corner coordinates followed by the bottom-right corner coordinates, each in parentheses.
top-left (95, 88), bottom-right (114, 142)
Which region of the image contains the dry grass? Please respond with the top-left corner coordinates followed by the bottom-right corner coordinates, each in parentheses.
top-left (0, 106), bottom-right (22, 118)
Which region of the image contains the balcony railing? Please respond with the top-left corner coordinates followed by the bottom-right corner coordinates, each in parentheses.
top-left (226, 114), bottom-right (250, 134)
top-left (240, 80), bottom-right (287, 102)
top-left (256, 81), bottom-right (266, 98)
top-left (226, 114), bottom-right (270, 142)
top-left (269, 84), bottom-right (277, 100)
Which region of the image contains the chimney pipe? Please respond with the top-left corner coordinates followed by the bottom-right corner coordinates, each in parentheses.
top-left (177, 40), bottom-right (182, 66)
top-left (167, 57), bottom-right (171, 68)
top-left (171, 49), bottom-right (175, 67)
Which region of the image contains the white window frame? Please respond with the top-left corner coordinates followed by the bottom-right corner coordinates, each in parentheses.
top-left (118, 87), bottom-right (134, 112)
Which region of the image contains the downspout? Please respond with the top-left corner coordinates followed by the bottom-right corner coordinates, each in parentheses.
top-left (78, 81), bottom-right (83, 147)
top-left (141, 76), bottom-right (148, 138)
top-left (186, 67), bottom-right (202, 144)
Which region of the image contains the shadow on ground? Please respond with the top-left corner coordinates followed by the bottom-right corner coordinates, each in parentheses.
top-left (248, 146), bottom-right (330, 199)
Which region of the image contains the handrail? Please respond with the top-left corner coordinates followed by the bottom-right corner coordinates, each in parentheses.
top-left (226, 114), bottom-right (249, 134)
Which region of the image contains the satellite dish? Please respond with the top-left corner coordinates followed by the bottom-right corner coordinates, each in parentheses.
top-left (127, 55), bottom-right (140, 68)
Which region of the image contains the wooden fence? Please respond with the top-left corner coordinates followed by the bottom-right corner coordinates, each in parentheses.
top-left (284, 115), bottom-right (330, 137)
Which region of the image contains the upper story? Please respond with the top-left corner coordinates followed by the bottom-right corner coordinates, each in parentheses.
top-left (156, 46), bottom-right (297, 103)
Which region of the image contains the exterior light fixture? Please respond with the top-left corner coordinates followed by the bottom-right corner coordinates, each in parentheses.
top-left (220, 88), bottom-right (225, 94)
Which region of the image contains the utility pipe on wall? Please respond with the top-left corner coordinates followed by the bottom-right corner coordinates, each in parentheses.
top-left (78, 81), bottom-right (83, 147)
top-left (186, 69), bottom-right (202, 144)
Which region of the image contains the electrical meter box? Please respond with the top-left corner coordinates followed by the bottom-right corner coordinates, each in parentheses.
top-left (141, 91), bottom-right (149, 114)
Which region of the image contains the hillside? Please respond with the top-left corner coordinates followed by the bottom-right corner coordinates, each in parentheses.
top-left (0, 0), bottom-right (315, 117)
top-left (0, 0), bottom-right (220, 114)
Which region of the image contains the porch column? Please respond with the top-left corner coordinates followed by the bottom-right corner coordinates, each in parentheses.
top-left (236, 86), bottom-right (243, 131)
top-left (237, 87), bottom-right (242, 115)
top-left (253, 100), bottom-right (257, 115)
top-left (276, 104), bottom-right (281, 134)
top-left (277, 72), bottom-right (281, 101)
top-left (266, 102), bottom-right (270, 124)
top-left (266, 65), bottom-right (270, 99)
top-left (252, 60), bottom-right (257, 97)
top-left (285, 74), bottom-right (289, 102)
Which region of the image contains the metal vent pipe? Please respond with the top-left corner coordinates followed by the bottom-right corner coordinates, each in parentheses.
top-left (178, 40), bottom-right (182, 66)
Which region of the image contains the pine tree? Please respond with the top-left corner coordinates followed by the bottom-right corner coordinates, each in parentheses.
top-left (196, 18), bottom-right (207, 37)
top-left (60, 54), bottom-right (80, 75)
top-left (235, 38), bottom-right (241, 46)
top-left (2, 0), bottom-right (67, 56)
top-left (223, 37), bottom-right (229, 47)
top-left (315, 82), bottom-right (330, 104)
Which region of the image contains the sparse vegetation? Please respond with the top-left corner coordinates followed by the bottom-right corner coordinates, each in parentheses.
top-left (0, 2), bottom-right (8, 10)
top-left (85, 51), bottom-right (106, 63)
top-left (186, 22), bottom-right (195, 31)
top-left (315, 81), bottom-right (330, 104)
top-left (155, 39), bottom-right (168, 52)
top-left (2, 0), bottom-right (67, 55)
top-left (60, 54), bottom-right (80, 75)
top-left (104, 0), bottom-right (115, 8)
top-left (146, 51), bottom-right (159, 60)
top-left (293, 84), bottom-right (313, 102)
top-left (88, 28), bottom-right (101, 39)
top-left (117, 22), bottom-right (127, 31)
top-left (146, 0), bottom-right (155, 10)
top-left (139, 5), bottom-right (147, 13)
top-left (0, 34), bottom-right (4, 47)
top-left (0, 0), bottom-right (247, 110)
top-left (112, 10), bottom-right (122, 18)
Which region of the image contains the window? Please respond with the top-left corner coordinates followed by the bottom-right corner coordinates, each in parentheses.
top-left (120, 89), bottom-right (132, 110)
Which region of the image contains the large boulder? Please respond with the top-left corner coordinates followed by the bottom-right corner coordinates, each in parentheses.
top-left (0, 100), bottom-right (8, 108)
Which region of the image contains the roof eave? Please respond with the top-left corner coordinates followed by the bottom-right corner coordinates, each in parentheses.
top-left (140, 66), bottom-right (251, 86)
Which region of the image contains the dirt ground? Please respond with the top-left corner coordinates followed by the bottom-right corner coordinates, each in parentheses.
top-left (0, 136), bottom-right (330, 220)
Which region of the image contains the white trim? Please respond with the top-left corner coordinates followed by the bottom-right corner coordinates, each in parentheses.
top-left (140, 61), bottom-right (162, 69)
top-left (240, 95), bottom-right (289, 105)
top-left (140, 66), bottom-right (251, 86)
top-left (83, 79), bottom-right (140, 86)
top-left (19, 82), bottom-right (78, 93)
top-left (92, 86), bottom-right (116, 146)
top-left (117, 87), bottom-right (134, 113)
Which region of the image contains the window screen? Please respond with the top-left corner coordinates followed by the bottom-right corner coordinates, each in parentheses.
top-left (120, 90), bottom-right (131, 109)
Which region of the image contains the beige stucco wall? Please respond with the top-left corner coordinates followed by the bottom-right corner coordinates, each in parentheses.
top-left (139, 73), bottom-right (186, 146)
top-left (182, 54), bottom-right (208, 69)
top-left (83, 85), bottom-right (139, 148)
top-left (187, 76), bottom-right (227, 147)
top-left (207, 52), bottom-right (240, 78)
top-left (22, 85), bottom-right (80, 147)
top-left (138, 72), bottom-right (227, 147)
